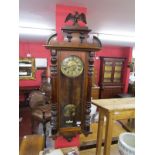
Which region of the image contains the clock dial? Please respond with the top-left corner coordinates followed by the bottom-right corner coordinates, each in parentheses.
top-left (61, 56), bottom-right (83, 77)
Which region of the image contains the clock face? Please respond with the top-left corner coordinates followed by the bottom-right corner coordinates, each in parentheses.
top-left (61, 56), bottom-right (83, 78)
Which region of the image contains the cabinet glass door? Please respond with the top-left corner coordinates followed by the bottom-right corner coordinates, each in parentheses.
top-left (103, 61), bottom-right (113, 83)
top-left (113, 61), bottom-right (123, 83)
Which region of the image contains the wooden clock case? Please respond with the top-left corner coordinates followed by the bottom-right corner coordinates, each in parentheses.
top-left (44, 22), bottom-right (102, 141)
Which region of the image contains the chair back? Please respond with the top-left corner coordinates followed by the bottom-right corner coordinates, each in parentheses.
top-left (29, 90), bottom-right (46, 109)
top-left (40, 82), bottom-right (51, 103)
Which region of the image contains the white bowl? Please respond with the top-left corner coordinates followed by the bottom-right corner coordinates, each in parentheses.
top-left (118, 132), bottom-right (135, 155)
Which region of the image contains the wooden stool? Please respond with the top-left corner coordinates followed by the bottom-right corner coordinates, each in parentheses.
top-left (19, 134), bottom-right (44, 155)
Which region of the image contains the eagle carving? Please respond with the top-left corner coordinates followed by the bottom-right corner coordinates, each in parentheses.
top-left (65, 11), bottom-right (87, 26)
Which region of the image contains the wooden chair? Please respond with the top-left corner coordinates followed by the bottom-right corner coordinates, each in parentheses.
top-left (40, 81), bottom-right (51, 104)
top-left (28, 90), bottom-right (51, 147)
top-left (19, 134), bottom-right (44, 155)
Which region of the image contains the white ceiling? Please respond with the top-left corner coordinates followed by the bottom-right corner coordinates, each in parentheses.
top-left (19, 0), bottom-right (135, 46)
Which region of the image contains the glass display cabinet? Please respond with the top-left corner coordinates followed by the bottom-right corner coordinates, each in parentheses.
top-left (99, 57), bottom-right (125, 98)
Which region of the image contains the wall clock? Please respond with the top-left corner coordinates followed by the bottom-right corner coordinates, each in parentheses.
top-left (61, 55), bottom-right (83, 78)
top-left (44, 11), bottom-right (102, 141)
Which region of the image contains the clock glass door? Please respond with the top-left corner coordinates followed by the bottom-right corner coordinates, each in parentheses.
top-left (59, 52), bottom-right (86, 129)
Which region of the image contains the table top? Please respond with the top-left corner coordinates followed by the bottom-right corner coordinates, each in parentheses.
top-left (92, 97), bottom-right (135, 112)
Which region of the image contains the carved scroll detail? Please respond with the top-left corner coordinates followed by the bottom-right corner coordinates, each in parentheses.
top-left (47, 33), bottom-right (57, 45)
top-left (93, 36), bottom-right (102, 47)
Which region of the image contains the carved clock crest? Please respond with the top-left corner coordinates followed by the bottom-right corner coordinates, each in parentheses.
top-left (44, 11), bottom-right (102, 141)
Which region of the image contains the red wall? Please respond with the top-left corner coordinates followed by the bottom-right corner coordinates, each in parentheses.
top-left (19, 41), bottom-right (51, 88)
top-left (94, 46), bottom-right (132, 93)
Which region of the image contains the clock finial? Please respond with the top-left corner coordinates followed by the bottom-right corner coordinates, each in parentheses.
top-left (65, 11), bottom-right (87, 26)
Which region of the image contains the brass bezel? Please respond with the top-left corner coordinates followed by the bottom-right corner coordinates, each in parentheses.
top-left (61, 55), bottom-right (83, 78)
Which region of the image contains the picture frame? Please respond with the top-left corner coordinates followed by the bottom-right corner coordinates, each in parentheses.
top-left (19, 58), bottom-right (36, 80)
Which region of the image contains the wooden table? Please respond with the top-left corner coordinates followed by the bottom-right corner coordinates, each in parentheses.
top-left (92, 97), bottom-right (135, 155)
top-left (20, 135), bottom-right (44, 155)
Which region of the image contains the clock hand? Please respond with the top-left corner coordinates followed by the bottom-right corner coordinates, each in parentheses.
top-left (65, 64), bottom-right (77, 69)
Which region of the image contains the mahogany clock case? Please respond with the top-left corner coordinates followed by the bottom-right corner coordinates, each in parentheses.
top-left (44, 12), bottom-right (102, 140)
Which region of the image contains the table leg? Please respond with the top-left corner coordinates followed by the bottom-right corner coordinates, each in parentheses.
top-left (96, 108), bottom-right (104, 155)
top-left (104, 113), bottom-right (113, 155)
